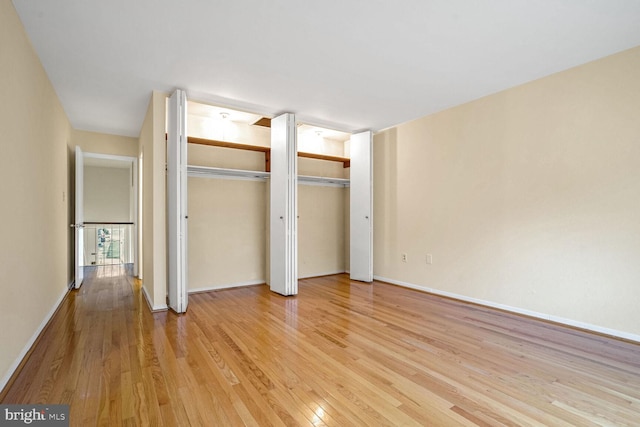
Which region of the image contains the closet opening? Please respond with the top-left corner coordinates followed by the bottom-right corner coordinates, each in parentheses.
top-left (169, 96), bottom-right (371, 300)
top-left (296, 124), bottom-right (351, 279)
top-left (183, 100), bottom-right (356, 291)
top-left (185, 102), bottom-right (271, 294)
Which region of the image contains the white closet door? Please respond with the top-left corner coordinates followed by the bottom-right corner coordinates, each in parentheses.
top-left (74, 146), bottom-right (85, 289)
top-left (167, 89), bottom-right (189, 313)
top-left (350, 131), bottom-right (373, 282)
top-left (270, 113), bottom-right (298, 295)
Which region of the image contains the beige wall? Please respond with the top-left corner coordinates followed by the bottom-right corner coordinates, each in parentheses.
top-left (84, 166), bottom-right (131, 222)
top-left (72, 129), bottom-right (138, 157)
top-left (299, 135), bottom-right (345, 157)
top-left (138, 91), bottom-right (167, 310)
top-left (187, 119), bottom-right (270, 290)
top-left (299, 185), bottom-right (346, 277)
top-left (297, 157), bottom-right (349, 277)
top-left (298, 157), bottom-right (347, 179)
top-left (188, 145), bottom-right (267, 171)
top-left (0, 1), bottom-right (71, 389)
top-left (139, 98), bottom-right (152, 301)
top-left (344, 187), bottom-right (350, 272)
top-left (374, 47), bottom-right (640, 338)
top-left (188, 178), bottom-right (267, 290)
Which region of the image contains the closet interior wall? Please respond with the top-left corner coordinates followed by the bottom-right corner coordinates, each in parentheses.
top-left (186, 109), bottom-right (351, 291)
top-left (297, 145), bottom-right (349, 279)
top-left (187, 116), bottom-right (270, 291)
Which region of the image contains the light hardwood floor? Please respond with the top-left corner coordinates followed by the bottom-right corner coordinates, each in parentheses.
top-left (2, 267), bottom-right (640, 426)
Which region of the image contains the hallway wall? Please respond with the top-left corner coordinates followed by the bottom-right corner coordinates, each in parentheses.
top-left (84, 166), bottom-right (132, 223)
top-left (0, 1), bottom-right (71, 391)
top-left (72, 129), bottom-right (138, 158)
top-left (138, 91), bottom-right (168, 310)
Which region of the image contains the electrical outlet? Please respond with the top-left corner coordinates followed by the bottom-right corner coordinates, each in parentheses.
top-left (401, 253), bottom-right (407, 263)
top-left (426, 254), bottom-right (433, 265)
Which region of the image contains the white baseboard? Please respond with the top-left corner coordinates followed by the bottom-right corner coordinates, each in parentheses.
top-left (1, 287), bottom-right (69, 393)
top-left (189, 279), bottom-right (266, 294)
top-left (299, 270), bottom-right (346, 280)
top-left (374, 275), bottom-right (640, 344)
top-left (141, 285), bottom-right (168, 312)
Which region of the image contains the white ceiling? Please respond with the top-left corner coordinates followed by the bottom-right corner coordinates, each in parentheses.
top-left (12, 0), bottom-right (640, 137)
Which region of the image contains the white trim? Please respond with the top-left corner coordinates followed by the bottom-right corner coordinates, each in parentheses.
top-left (189, 279), bottom-right (266, 293)
top-left (0, 288), bottom-right (69, 393)
top-left (299, 270), bottom-right (346, 280)
top-left (374, 275), bottom-right (640, 344)
top-left (141, 284), bottom-right (168, 312)
top-left (83, 152), bottom-right (137, 163)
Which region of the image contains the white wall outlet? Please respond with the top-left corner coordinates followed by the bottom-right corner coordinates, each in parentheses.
top-left (401, 253), bottom-right (407, 263)
top-left (426, 254), bottom-right (433, 265)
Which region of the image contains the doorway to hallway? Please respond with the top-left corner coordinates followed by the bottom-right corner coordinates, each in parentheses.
top-left (74, 150), bottom-right (139, 288)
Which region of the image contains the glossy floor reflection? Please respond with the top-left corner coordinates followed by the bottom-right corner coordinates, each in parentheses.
top-left (3, 270), bottom-right (640, 426)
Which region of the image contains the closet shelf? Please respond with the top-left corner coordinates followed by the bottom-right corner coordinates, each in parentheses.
top-left (186, 135), bottom-right (350, 171)
top-left (187, 136), bottom-right (270, 152)
top-left (188, 136), bottom-right (272, 172)
top-left (298, 152), bottom-right (350, 168)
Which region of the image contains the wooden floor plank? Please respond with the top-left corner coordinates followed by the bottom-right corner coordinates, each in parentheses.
top-left (2, 268), bottom-right (640, 426)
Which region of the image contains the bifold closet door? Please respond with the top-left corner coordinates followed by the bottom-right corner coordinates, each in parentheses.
top-left (270, 113), bottom-right (298, 296)
top-left (167, 89), bottom-right (189, 313)
top-left (350, 131), bottom-right (373, 282)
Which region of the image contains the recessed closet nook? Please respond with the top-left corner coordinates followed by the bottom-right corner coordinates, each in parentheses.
top-left (166, 90), bottom-right (372, 312)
